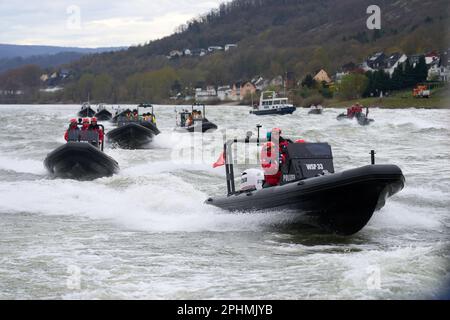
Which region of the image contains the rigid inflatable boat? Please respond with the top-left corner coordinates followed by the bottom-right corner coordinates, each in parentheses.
top-left (44, 128), bottom-right (119, 180)
top-left (107, 121), bottom-right (160, 149)
top-left (308, 105), bottom-right (324, 115)
top-left (175, 104), bottom-right (218, 133)
top-left (337, 112), bottom-right (374, 126)
top-left (78, 103), bottom-right (96, 117)
top-left (95, 106), bottom-right (113, 121)
top-left (206, 137), bottom-right (404, 235)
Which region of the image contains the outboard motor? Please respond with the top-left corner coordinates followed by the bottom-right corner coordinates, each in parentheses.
top-left (240, 169), bottom-right (265, 192)
top-left (281, 143), bottom-right (335, 185)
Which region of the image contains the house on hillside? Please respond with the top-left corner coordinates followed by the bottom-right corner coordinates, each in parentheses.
top-left (195, 86), bottom-right (218, 102)
top-left (384, 53), bottom-right (408, 75)
top-left (409, 54), bottom-right (424, 67)
top-left (425, 51), bottom-right (440, 65)
top-left (225, 44), bottom-right (238, 51)
top-left (429, 49), bottom-right (450, 82)
top-left (168, 50), bottom-right (183, 59)
top-left (252, 76), bottom-right (269, 91)
top-left (230, 82), bottom-right (242, 101)
top-left (40, 74), bottom-right (49, 82)
top-left (191, 49), bottom-right (207, 57)
top-left (217, 85), bottom-right (232, 101)
top-left (313, 69), bottom-right (332, 84)
top-left (270, 76), bottom-right (284, 87)
top-left (334, 62), bottom-right (361, 82)
top-left (240, 82), bottom-right (257, 99)
top-left (366, 52), bottom-right (386, 70)
top-left (208, 46), bottom-right (223, 53)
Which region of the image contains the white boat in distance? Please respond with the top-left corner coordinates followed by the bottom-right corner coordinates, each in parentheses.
top-left (250, 91), bottom-right (297, 116)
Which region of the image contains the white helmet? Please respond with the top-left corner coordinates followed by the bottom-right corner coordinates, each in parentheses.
top-left (240, 169), bottom-right (264, 191)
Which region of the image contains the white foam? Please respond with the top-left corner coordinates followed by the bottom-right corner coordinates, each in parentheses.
top-left (0, 177), bottom-right (286, 233)
top-left (0, 156), bottom-right (45, 175)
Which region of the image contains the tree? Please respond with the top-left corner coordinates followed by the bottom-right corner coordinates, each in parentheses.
top-left (414, 56), bottom-right (428, 83)
top-left (338, 74), bottom-right (369, 100)
top-left (92, 74), bottom-right (113, 101)
top-left (301, 74), bottom-right (316, 88)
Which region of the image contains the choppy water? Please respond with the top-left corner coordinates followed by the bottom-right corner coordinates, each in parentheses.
top-left (0, 104), bottom-right (449, 300)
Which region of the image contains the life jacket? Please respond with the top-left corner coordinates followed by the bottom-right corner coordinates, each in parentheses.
top-left (65, 127), bottom-right (80, 142)
top-left (89, 124), bottom-right (104, 142)
top-left (261, 141), bottom-right (287, 186)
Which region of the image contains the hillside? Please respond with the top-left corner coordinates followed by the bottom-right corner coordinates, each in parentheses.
top-left (0, 44), bottom-right (125, 59)
top-left (0, 52), bottom-right (87, 74)
top-left (1, 0), bottom-right (450, 103)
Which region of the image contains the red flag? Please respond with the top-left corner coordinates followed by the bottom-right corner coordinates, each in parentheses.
top-left (213, 152), bottom-right (226, 168)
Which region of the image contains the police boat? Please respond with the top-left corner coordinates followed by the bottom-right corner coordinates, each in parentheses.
top-left (175, 103), bottom-right (218, 133)
top-left (250, 91), bottom-right (297, 116)
top-left (206, 132), bottom-right (405, 235)
top-left (107, 104), bottom-right (160, 149)
top-left (44, 124), bottom-right (119, 180)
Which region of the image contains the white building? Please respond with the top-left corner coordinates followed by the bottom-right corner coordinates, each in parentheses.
top-left (225, 44), bottom-right (238, 51)
top-left (384, 53), bottom-right (408, 76)
top-left (208, 46), bottom-right (223, 52)
top-left (217, 85), bottom-right (232, 101)
top-left (195, 86), bottom-right (218, 102)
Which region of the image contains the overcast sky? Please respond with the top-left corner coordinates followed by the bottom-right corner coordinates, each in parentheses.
top-left (0, 0), bottom-right (225, 47)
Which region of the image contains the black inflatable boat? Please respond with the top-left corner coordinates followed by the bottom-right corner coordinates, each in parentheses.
top-left (337, 112), bottom-right (374, 126)
top-left (107, 121), bottom-right (160, 149)
top-left (206, 138), bottom-right (404, 235)
top-left (44, 127), bottom-right (119, 180)
top-left (78, 103), bottom-right (96, 117)
top-left (175, 118), bottom-right (218, 133)
top-left (175, 104), bottom-right (218, 133)
top-left (308, 106), bottom-right (323, 115)
top-left (112, 109), bottom-right (132, 124)
top-left (95, 108), bottom-right (113, 121)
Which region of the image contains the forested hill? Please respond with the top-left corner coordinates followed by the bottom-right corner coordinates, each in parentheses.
top-left (70, 0), bottom-right (449, 79)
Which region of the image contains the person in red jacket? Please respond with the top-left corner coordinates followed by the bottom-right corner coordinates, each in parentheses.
top-left (81, 118), bottom-right (90, 131)
top-left (89, 117), bottom-right (104, 144)
top-left (261, 128), bottom-right (290, 187)
top-left (64, 119), bottom-right (79, 141)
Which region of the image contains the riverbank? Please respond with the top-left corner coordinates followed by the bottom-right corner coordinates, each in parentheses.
top-left (325, 86), bottom-right (450, 109)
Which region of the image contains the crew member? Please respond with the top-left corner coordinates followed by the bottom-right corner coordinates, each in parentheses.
top-left (64, 119), bottom-right (80, 142)
top-left (79, 118), bottom-right (91, 141)
top-left (261, 128), bottom-right (290, 187)
top-left (89, 117), bottom-right (104, 144)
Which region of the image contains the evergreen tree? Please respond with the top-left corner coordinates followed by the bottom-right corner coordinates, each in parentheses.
top-left (414, 56), bottom-right (428, 83)
top-left (301, 74), bottom-right (315, 88)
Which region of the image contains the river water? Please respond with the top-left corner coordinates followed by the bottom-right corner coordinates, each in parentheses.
top-left (0, 105), bottom-right (448, 300)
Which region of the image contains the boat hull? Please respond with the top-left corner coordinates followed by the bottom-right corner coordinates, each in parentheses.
top-left (95, 109), bottom-right (113, 121)
top-left (308, 109), bottom-right (323, 115)
top-left (206, 165), bottom-right (404, 235)
top-left (176, 121), bottom-right (218, 133)
top-left (250, 106), bottom-right (297, 116)
top-left (44, 143), bottom-right (119, 180)
top-left (337, 113), bottom-right (374, 126)
top-left (78, 108), bottom-right (96, 117)
top-left (107, 123), bottom-right (159, 149)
